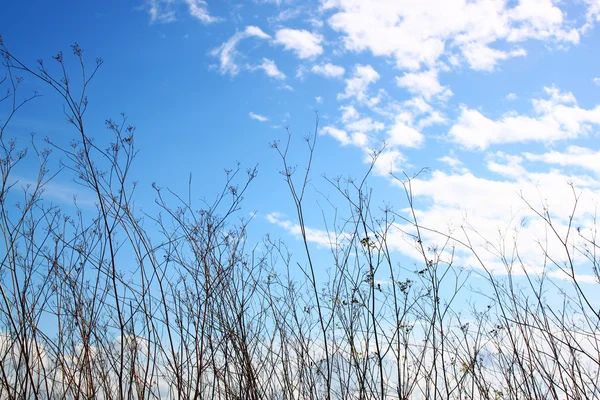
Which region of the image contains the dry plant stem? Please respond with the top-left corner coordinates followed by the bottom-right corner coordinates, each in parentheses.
top-left (273, 116), bottom-right (333, 400)
top-left (1, 38), bottom-right (599, 400)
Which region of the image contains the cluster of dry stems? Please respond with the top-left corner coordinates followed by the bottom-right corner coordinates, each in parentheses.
top-left (0, 40), bottom-right (598, 399)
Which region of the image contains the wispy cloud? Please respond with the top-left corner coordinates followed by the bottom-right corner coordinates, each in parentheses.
top-left (144, 0), bottom-right (220, 24)
top-left (311, 63), bottom-right (345, 78)
top-left (145, 0), bottom-right (177, 23)
top-left (266, 212), bottom-right (339, 248)
top-left (438, 154), bottom-right (463, 168)
top-left (11, 177), bottom-right (96, 207)
top-left (254, 58), bottom-right (286, 80)
top-left (183, 0), bottom-right (220, 23)
top-left (524, 146), bottom-right (600, 175)
top-left (210, 26), bottom-right (270, 76)
top-left (249, 112), bottom-right (269, 122)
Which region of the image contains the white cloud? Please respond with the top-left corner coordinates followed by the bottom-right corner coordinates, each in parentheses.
top-left (249, 112), bottom-right (268, 122)
top-left (321, 126), bottom-right (352, 146)
top-left (13, 177), bottom-right (96, 206)
top-left (369, 149), bottom-right (406, 176)
top-left (323, 0), bottom-right (579, 72)
top-left (486, 152), bottom-right (527, 179)
top-left (449, 87), bottom-right (600, 150)
top-left (340, 105), bottom-right (359, 122)
top-left (274, 28), bottom-right (324, 59)
top-left (145, 0), bottom-right (177, 23)
top-left (144, 0), bottom-right (220, 24)
top-left (308, 17), bottom-right (324, 29)
top-left (583, 0), bottom-right (600, 31)
top-left (366, 89), bottom-right (386, 107)
top-left (295, 65), bottom-right (308, 79)
top-left (323, 107), bottom-right (387, 150)
top-left (417, 110), bottom-right (447, 129)
top-left (399, 166), bottom-right (600, 281)
top-left (396, 97), bottom-right (447, 130)
top-left (460, 42), bottom-right (526, 71)
top-left (244, 25), bottom-right (271, 38)
top-left (255, 58), bottom-right (286, 80)
top-left (256, 0), bottom-right (285, 6)
top-left (350, 132), bottom-right (368, 147)
top-left (524, 146), bottom-right (600, 176)
top-left (184, 0), bottom-right (220, 23)
top-left (325, 0), bottom-right (445, 70)
top-left (315, 96), bottom-right (323, 104)
top-left (269, 7), bottom-right (301, 23)
top-left (321, 126), bottom-right (368, 147)
top-left (311, 63), bottom-right (345, 78)
top-left (387, 119), bottom-right (425, 148)
top-left (396, 69), bottom-right (452, 101)
top-left (268, 153), bottom-right (600, 282)
top-left (266, 212), bottom-right (338, 248)
top-left (403, 97), bottom-right (433, 116)
top-left (345, 117), bottom-right (384, 134)
top-left (506, 0), bottom-right (578, 43)
top-left (438, 154), bottom-right (463, 168)
top-left (594, 77), bottom-right (600, 86)
top-left (338, 64), bottom-right (380, 102)
top-left (210, 26), bottom-right (270, 76)
top-left (506, 92), bottom-right (518, 100)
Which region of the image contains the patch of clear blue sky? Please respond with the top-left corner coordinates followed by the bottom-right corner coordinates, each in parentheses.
top-left (2, 0), bottom-right (600, 300)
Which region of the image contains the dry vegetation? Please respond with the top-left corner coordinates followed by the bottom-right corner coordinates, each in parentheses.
top-left (1, 39), bottom-right (599, 399)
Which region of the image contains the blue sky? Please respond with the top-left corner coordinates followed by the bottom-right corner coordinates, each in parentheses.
top-left (2, 0), bottom-right (600, 284)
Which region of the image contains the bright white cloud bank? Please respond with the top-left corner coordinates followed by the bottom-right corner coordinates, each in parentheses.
top-left (196, 0), bottom-right (600, 280)
top-left (449, 87), bottom-right (600, 150)
top-left (322, 0), bottom-right (580, 70)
